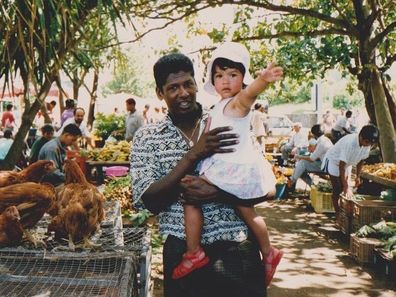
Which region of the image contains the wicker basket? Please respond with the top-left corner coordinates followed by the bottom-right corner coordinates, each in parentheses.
top-left (336, 209), bottom-right (351, 235)
top-left (373, 248), bottom-right (396, 277)
top-left (339, 195), bottom-right (380, 216)
top-left (351, 200), bottom-right (396, 233)
top-left (310, 186), bottom-right (335, 213)
top-left (350, 234), bottom-right (383, 264)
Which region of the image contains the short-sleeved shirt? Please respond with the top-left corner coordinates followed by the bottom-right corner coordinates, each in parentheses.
top-left (38, 137), bottom-right (66, 185)
top-left (1, 112), bottom-right (15, 128)
top-left (309, 135), bottom-right (333, 162)
top-left (130, 115), bottom-right (249, 245)
top-left (0, 138), bottom-right (13, 159)
top-left (60, 109), bottom-right (74, 126)
top-left (289, 130), bottom-right (308, 148)
top-left (333, 116), bottom-right (350, 133)
top-left (321, 134), bottom-right (370, 176)
top-left (57, 118), bottom-right (90, 138)
top-left (125, 111), bottom-right (144, 141)
top-left (30, 137), bottom-right (51, 163)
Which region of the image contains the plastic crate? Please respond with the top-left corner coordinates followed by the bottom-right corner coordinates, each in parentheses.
top-left (310, 186), bottom-right (335, 213)
top-left (336, 209), bottom-right (351, 235)
top-left (351, 200), bottom-right (396, 233)
top-left (350, 233), bottom-right (383, 264)
top-left (373, 248), bottom-right (396, 277)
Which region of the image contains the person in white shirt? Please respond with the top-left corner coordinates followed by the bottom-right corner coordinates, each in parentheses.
top-left (331, 110), bottom-right (352, 143)
top-left (0, 129), bottom-right (14, 163)
top-left (251, 103), bottom-right (267, 147)
top-left (288, 124), bottom-right (333, 189)
top-left (321, 125), bottom-right (379, 213)
top-left (280, 122), bottom-right (308, 165)
top-left (57, 107), bottom-right (94, 148)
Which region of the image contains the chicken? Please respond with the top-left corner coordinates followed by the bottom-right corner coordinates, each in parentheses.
top-left (48, 159), bottom-right (105, 250)
top-left (0, 206), bottom-right (24, 246)
top-left (0, 182), bottom-right (55, 246)
top-left (0, 160), bottom-right (55, 187)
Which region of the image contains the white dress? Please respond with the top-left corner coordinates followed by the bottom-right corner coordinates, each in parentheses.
top-left (199, 98), bottom-right (276, 199)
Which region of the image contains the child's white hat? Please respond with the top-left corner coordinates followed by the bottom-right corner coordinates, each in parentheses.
top-left (204, 42), bottom-right (254, 95)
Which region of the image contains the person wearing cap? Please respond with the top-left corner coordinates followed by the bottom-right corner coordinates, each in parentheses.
top-left (331, 109), bottom-right (352, 143)
top-left (171, 41), bottom-right (283, 286)
top-left (279, 122), bottom-right (308, 166)
top-left (321, 124), bottom-right (379, 214)
top-left (29, 124), bottom-right (55, 163)
top-left (61, 99), bottom-right (76, 126)
top-left (287, 124), bottom-right (333, 190)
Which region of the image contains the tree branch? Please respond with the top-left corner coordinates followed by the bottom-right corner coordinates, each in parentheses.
top-left (368, 21), bottom-right (396, 52)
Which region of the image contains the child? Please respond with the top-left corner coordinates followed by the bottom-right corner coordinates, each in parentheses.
top-left (173, 42), bottom-right (284, 286)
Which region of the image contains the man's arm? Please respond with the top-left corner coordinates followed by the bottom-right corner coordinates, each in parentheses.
top-left (140, 125), bottom-right (239, 213)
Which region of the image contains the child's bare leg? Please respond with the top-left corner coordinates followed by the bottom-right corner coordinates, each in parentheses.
top-left (184, 204), bottom-right (204, 254)
top-left (236, 205), bottom-right (271, 256)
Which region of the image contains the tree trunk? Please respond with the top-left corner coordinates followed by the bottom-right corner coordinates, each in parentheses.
top-left (1, 79), bottom-right (55, 170)
top-left (370, 68), bottom-right (396, 163)
top-left (380, 75), bottom-right (396, 130)
top-left (87, 70), bottom-right (99, 131)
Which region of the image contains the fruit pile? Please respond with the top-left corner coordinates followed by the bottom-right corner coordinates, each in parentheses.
top-left (88, 141), bottom-right (130, 161)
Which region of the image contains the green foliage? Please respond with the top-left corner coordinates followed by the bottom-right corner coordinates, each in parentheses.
top-left (94, 112), bottom-right (125, 141)
top-left (332, 94), bottom-right (363, 110)
top-left (264, 80), bottom-right (311, 106)
top-left (124, 209), bottom-right (151, 227)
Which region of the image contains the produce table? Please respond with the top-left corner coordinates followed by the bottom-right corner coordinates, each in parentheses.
top-left (360, 172), bottom-right (396, 189)
top-left (86, 160), bottom-right (129, 184)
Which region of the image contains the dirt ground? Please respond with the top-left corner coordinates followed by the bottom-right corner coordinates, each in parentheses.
top-left (150, 195), bottom-right (396, 297)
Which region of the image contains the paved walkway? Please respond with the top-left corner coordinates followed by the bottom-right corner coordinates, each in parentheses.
top-left (260, 198), bottom-right (396, 297)
top-left (151, 197), bottom-right (396, 297)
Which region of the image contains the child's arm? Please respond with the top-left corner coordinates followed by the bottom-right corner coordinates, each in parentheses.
top-left (234, 62), bottom-right (283, 113)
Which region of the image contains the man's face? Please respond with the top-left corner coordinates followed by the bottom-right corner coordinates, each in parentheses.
top-left (43, 131), bottom-right (54, 140)
top-left (74, 110), bottom-right (85, 124)
top-left (63, 134), bottom-right (79, 146)
top-left (127, 102), bottom-right (136, 113)
top-left (156, 71), bottom-right (198, 117)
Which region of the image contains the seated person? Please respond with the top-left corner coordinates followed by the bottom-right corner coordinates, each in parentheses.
top-left (29, 124), bottom-right (55, 163)
top-left (280, 122), bottom-right (308, 165)
top-left (38, 124), bottom-right (81, 186)
top-left (331, 110), bottom-right (352, 143)
top-left (287, 125), bottom-right (333, 190)
top-left (0, 129), bottom-right (14, 165)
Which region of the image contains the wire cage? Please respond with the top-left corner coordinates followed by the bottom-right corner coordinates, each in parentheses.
top-left (0, 201), bottom-right (152, 297)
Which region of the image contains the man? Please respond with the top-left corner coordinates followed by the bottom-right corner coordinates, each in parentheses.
top-left (280, 122), bottom-right (308, 165)
top-left (251, 103), bottom-right (267, 148)
top-left (39, 123), bottom-right (82, 186)
top-left (125, 98), bottom-right (144, 142)
top-left (1, 104), bottom-right (16, 131)
top-left (287, 124), bottom-right (333, 190)
top-left (131, 53), bottom-right (266, 297)
top-left (322, 124), bottom-right (379, 214)
top-left (331, 109), bottom-right (352, 143)
top-left (29, 124), bottom-right (55, 163)
top-left (57, 107), bottom-right (94, 148)
top-left (0, 129), bottom-right (14, 164)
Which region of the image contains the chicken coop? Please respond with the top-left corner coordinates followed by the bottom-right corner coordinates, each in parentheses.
top-left (0, 201), bottom-right (152, 297)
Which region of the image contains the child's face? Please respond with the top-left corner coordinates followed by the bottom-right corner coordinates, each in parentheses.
top-left (213, 66), bottom-right (244, 99)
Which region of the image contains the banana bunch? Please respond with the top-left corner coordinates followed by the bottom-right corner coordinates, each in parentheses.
top-left (363, 163), bottom-right (396, 180)
top-left (88, 140), bottom-right (131, 161)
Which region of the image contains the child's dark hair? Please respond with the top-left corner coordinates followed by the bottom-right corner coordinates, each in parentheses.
top-left (359, 124), bottom-right (379, 143)
top-left (153, 53), bottom-right (195, 90)
top-left (210, 57), bottom-right (246, 86)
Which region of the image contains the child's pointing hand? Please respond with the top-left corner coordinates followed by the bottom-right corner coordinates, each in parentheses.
top-left (255, 62), bottom-right (283, 83)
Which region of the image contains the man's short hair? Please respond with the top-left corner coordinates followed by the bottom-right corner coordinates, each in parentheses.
top-left (254, 103), bottom-right (262, 110)
top-left (73, 107), bottom-right (85, 115)
top-left (359, 124), bottom-right (379, 143)
top-left (126, 98), bottom-right (136, 105)
top-left (41, 124), bottom-right (54, 134)
top-left (153, 53), bottom-right (195, 90)
top-left (62, 124), bottom-right (82, 136)
top-left (311, 124), bottom-right (324, 138)
top-left (6, 104), bottom-right (13, 111)
top-left (3, 129), bottom-right (12, 138)
top-left (346, 110), bottom-right (352, 118)
top-left (65, 99), bottom-right (76, 108)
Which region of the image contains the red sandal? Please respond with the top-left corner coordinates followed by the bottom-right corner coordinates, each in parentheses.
top-left (264, 247), bottom-right (283, 286)
top-left (172, 248), bottom-right (209, 279)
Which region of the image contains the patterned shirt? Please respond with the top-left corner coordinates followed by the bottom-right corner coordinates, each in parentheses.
top-left (130, 115), bottom-right (249, 244)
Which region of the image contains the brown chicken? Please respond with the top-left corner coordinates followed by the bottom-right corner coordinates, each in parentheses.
top-left (0, 182), bottom-right (55, 246)
top-left (0, 206), bottom-right (24, 246)
top-left (48, 159), bottom-right (105, 250)
top-left (0, 160), bottom-right (55, 187)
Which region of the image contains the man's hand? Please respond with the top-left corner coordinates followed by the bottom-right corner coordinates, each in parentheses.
top-left (188, 117), bottom-right (239, 160)
top-left (255, 62), bottom-right (283, 83)
top-left (179, 175), bottom-right (219, 205)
